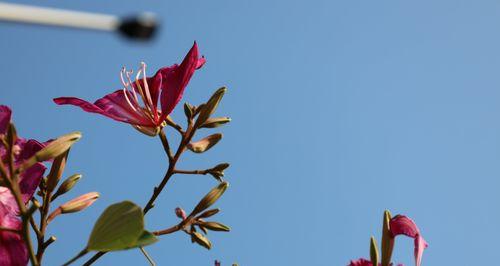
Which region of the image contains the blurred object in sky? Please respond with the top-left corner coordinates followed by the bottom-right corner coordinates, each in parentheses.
top-left (0, 2), bottom-right (158, 40)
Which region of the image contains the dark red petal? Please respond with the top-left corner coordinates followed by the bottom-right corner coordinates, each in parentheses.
top-left (389, 215), bottom-right (420, 238)
top-left (159, 42), bottom-right (202, 118)
top-left (18, 163), bottom-right (46, 203)
top-left (196, 56), bottom-right (206, 69)
top-left (18, 139), bottom-right (45, 162)
top-left (0, 105), bottom-right (12, 135)
top-left (347, 258), bottom-right (372, 266)
top-left (54, 90), bottom-right (155, 127)
top-left (0, 203), bottom-right (27, 266)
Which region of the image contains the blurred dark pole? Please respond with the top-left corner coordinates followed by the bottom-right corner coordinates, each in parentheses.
top-left (0, 2), bottom-right (158, 40)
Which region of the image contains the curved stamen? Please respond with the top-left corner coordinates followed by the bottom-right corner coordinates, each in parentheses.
top-left (139, 62), bottom-right (156, 120)
top-left (120, 67), bottom-right (130, 87)
top-left (122, 88), bottom-right (140, 114)
top-left (125, 69), bottom-right (140, 103)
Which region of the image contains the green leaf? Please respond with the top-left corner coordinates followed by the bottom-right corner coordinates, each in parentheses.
top-left (133, 231), bottom-right (158, 247)
top-left (87, 201), bottom-right (156, 251)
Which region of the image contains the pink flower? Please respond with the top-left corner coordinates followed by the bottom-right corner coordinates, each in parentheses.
top-left (0, 105), bottom-right (47, 266)
top-left (0, 203), bottom-right (26, 266)
top-left (348, 258), bottom-right (373, 266)
top-left (389, 215), bottom-right (428, 266)
top-left (347, 258), bottom-right (403, 266)
top-left (53, 42), bottom-right (205, 136)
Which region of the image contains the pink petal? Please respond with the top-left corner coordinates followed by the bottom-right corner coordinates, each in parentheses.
top-left (414, 235), bottom-right (428, 266)
top-left (0, 105), bottom-right (12, 135)
top-left (159, 42), bottom-right (203, 118)
top-left (18, 163), bottom-right (45, 203)
top-left (54, 90), bottom-right (155, 127)
top-left (17, 139), bottom-right (45, 162)
top-left (0, 203), bottom-right (27, 266)
top-left (348, 258), bottom-right (372, 266)
top-left (389, 215), bottom-right (420, 238)
top-left (196, 56), bottom-right (206, 69)
top-left (389, 215), bottom-right (428, 266)
top-left (0, 188), bottom-right (18, 214)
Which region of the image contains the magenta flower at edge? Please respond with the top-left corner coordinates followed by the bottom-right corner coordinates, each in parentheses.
top-left (348, 214), bottom-right (427, 266)
top-left (0, 105), bottom-right (47, 266)
top-left (348, 258), bottom-right (403, 266)
top-left (53, 42), bottom-right (206, 136)
top-left (389, 215), bottom-right (428, 266)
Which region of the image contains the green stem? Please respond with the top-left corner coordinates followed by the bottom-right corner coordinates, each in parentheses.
top-left (139, 247), bottom-right (156, 266)
top-left (62, 249), bottom-right (89, 266)
top-left (83, 122), bottom-right (198, 265)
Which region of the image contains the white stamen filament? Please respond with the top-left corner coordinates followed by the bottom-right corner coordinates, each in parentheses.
top-left (139, 62), bottom-right (156, 120)
top-left (122, 88), bottom-right (140, 113)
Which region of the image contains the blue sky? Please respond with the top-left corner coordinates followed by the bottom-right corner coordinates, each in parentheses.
top-left (2, 0), bottom-right (500, 265)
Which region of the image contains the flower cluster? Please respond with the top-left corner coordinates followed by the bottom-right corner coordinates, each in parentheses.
top-left (0, 42), bottom-right (233, 266)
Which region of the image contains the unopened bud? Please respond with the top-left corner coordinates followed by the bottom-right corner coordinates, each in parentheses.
top-left (190, 182), bottom-right (228, 216)
top-left (209, 163), bottom-right (230, 181)
top-left (370, 236), bottom-right (379, 266)
top-left (184, 103), bottom-right (194, 119)
top-left (195, 87), bottom-right (227, 128)
top-left (381, 210), bottom-right (394, 266)
top-left (200, 117), bottom-right (231, 129)
top-left (191, 231), bottom-right (212, 249)
top-left (48, 192), bottom-right (99, 223)
top-left (46, 150), bottom-right (69, 192)
top-left (23, 132), bottom-right (81, 170)
top-left (175, 207), bottom-right (187, 220)
top-left (187, 133), bottom-right (222, 153)
top-left (51, 174), bottom-right (82, 201)
top-left (132, 125), bottom-right (160, 137)
top-left (197, 208), bottom-right (220, 219)
top-left (200, 221), bottom-right (230, 232)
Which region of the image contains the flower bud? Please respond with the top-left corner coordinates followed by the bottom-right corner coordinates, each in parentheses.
top-left (46, 150), bottom-right (69, 193)
top-left (381, 210), bottom-right (394, 266)
top-left (175, 207), bottom-right (187, 220)
top-left (51, 174), bottom-right (82, 201)
top-left (187, 133), bottom-right (222, 153)
top-left (200, 117), bottom-right (231, 129)
top-left (6, 123), bottom-right (17, 148)
top-left (195, 87), bottom-right (227, 128)
top-left (132, 125), bottom-right (160, 137)
top-left (209, 163), bottom-right (230, 182)
top-left (60, 192), bottom-right (99, 213)
top-left (370, 236), bottom-right (379, 266)
top-left (23, 132), bottom-right (81, 170)
top-left (197, 208), bottom-right (220, 219)
top-left (184, 103), bottom-right (194, 119)
top-left (48, 192), bottom-right (99, 223)
top-left (200, 221), bottom-right (230, 232)
top-left (190, 182), bottom-right (228, 217)
top-left (191, 231), bottom-right (212, 249)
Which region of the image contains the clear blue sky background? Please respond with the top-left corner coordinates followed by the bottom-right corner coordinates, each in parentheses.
top-left (2, 0), bottom-right (500, 265)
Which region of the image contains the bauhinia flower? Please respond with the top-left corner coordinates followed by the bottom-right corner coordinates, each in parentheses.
top-left (0, 105), bottom-right (47, 266)
top-left (53, 42), bottom-right (206, 136)
top-left (389, 215), bottom-right (428, 266)
top-left (347, 258), bottom-right (403, 266)
top-left (348, 213), bottom-right (427, 266)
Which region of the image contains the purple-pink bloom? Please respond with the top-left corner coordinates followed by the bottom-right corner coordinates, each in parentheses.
top-left (347, 258), bottom-right (403, 266)
top-left (0, 203), bottom-right (26, 266)
top-left (53, 42), bottom-right (205, 135)
top-left (0, 105), bottom-right (47, 266)
top-left (389, 215), bottom-right (428, 266)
